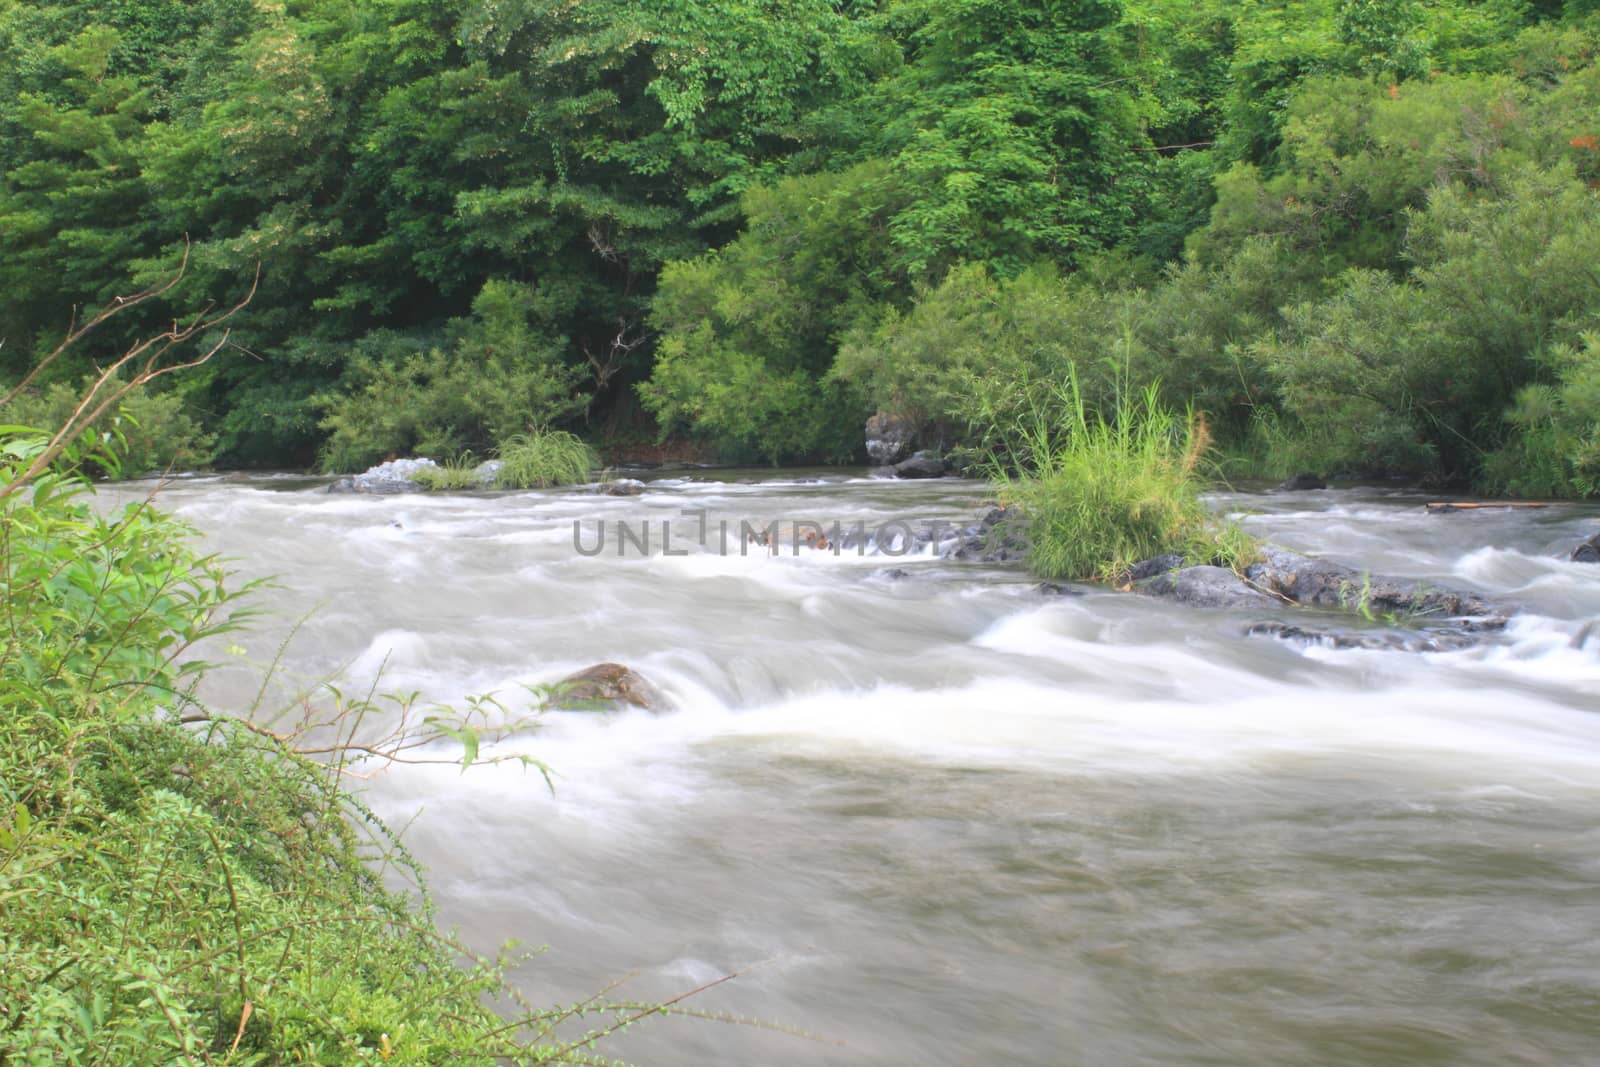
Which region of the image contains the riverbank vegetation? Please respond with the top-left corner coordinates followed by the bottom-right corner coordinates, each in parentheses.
top-left (0, 314), bottom-right (684, 1062)
top-left (3, 0), bottom-right (1598, 496)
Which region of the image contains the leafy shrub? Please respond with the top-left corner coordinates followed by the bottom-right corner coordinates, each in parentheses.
top-left (996, 370), bottom-right (1253, 582)
top-left (1484, 332), bottom-right (1600, 497)
top-left (495, 431), bottom-right (597, 489)
top-left (1254, 165), bottom-right (1600, 482)
top-left (834, 263), bottom-right (1151, 459)
top-left (0, 378), bottom-right (216, 477)
top-left (317, 282), bottom-right (589, 472)
top-left (641, 165), bottom-right (894, 463)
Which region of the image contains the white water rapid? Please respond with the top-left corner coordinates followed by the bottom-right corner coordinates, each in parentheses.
top-left (106, 473), bottom-right (1600, 1066)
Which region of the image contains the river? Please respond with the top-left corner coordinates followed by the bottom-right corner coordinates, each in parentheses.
top-left (107, 472), bottom-right (1600, 1066)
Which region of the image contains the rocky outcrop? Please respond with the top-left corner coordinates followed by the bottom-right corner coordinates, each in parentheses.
top-left (893, 452), bottom-right (952, 479)
top-left (1243, 545), bottom-right (1505, 624)
top-left (1572, 531), bottom-right (1600, 563)
top-left (1278, 472), bottom-right (1328, 491)
top-left (327, 458), bottom-right (438, 494)
top-left (1135, 565), bottom-right (1280, 609)
top-left (598, 478), bottom-right (646, 496)
top-left (866, 412), bottom-right (917, 466)
top-left (1123, 544), bottom-right (1509, 648)
top-left (550, 663), bottom-right (665, 712)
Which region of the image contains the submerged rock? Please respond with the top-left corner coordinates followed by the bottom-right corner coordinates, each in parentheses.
top-left (1278, 472), bottom-right (1328, 491)
top-left (1572, 531), bottom-right (1600, 564)
top-left (1036, 582), bottom-right (1087, 597)
top-left (866, 412), bottom-right (917, 466)
top-left (1247, 621), bottom-right (1483, 653)
top-left (549, 663), bottom-right (665, 712)
top-left (327, 457), bottom-right (437, 494)
top-left (599, 478), bottom-right (646, 496)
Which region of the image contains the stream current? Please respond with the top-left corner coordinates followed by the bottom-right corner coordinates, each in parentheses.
top-left (106, 473), bottom-right (1600, 1066)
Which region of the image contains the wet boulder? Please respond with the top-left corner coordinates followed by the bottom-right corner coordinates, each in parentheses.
top-left (1135, 566), bottom-right (1280, 609)
top-left (1278, 472), bottom-right (1328, 491)
top-left (599, 479), bottom-right (646, 496)
top-left (1244, 545), bottom-right (1506, 624)
top-left (893, 452), bottom-right (952, 479)
top-left (866, 412), bottom-right (917, 466)
top-left (1125, 554), bottom-right (1187, 582)
top-left (945, 507), bottom-right (1029, 563)
top-left (550, 663), bottom-right (665, 712)
top-left (1572, 531), bottom-right (1600, 564)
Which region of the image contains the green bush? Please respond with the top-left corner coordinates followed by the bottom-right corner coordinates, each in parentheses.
top-left (317, 281), bottom-right (589, 473)
top-left (1484, 332), bottom-right (1600, 497)
top-left (998, 371), bottom-right (1254, 582)
top-left (0, 378), bottom-right (216, 477)
top-left (495, 431), bottom-right (598, 489)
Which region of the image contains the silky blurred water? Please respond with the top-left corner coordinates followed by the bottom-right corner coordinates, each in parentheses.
top-left (108, 473), bottom-right (1600, 1066)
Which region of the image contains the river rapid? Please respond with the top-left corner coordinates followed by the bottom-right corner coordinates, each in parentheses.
top-left (106, 472), bottom-right (1600, 1066)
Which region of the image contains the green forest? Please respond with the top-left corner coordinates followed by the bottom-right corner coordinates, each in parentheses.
top-left (3, 0), bottom-right (1598, 492)
top-left (6, 3), bottom-right (1600, 1063)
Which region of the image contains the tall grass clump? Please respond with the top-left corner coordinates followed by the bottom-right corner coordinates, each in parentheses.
top-left (495, 431), bottom-right (597, 489)
top-left (998, 370), bottom-right (1255, 582)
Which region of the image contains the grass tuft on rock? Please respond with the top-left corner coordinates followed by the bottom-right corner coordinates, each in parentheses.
top-left (494, 431), bottom-right (597, 489)
top-left (998, 371), bottom-right (1256, 582)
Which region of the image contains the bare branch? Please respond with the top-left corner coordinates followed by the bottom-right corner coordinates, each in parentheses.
top-left (0, 256), bottom-right (259, 503)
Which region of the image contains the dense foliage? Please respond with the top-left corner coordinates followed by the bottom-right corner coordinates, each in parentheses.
top-left (3, 0), bottom-right (1599, 491)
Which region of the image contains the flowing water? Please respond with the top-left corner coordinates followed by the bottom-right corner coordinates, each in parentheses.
top-left (108, 473), bottom-right (1600, 1066)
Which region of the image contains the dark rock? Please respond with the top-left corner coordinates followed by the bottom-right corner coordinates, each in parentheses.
top-left (944, 507), bottom-right (1029, 563)
top-left (1125, 554), bottom-right (1187, 582)
top-left (866, 412), bottom-right (918, 466)
top-left (1572, 531), bottom-right (1600, 563)
top-left (880, 568), bottom-right (911, 581)
top-left (1135, 566), bottom-right (1280, 609)
top-left (1036, 582), bottom-right (1087, 597)
top-left (600, 479), bottom-right (646, 496)
top-left (550, 663), bottom-right (665, 712)
top-left (1247, 621), bottom-right (1482, 653)
top-left (893, 452), bottom-right (951, 479)
top-left (1278, 472), bottom-right (1328, 491)
top-left (1245, 545), bottom-right (1506, 624)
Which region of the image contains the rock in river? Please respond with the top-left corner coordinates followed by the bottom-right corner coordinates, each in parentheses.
top-left (550, 663), bottom-right (665, 712)
top-left (893, 452), bottom-right (952, 479)
top-left (328, 457), bottom-right (438, 494)
top-left (1572, 531), bottom-right (1600, 564)
top-left (1278, 472), bottom-right (1329, 491)
top-left (1135, 565), bottom-right (1280, 609)
top-left (866, 412), bottom-right (917, 466)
